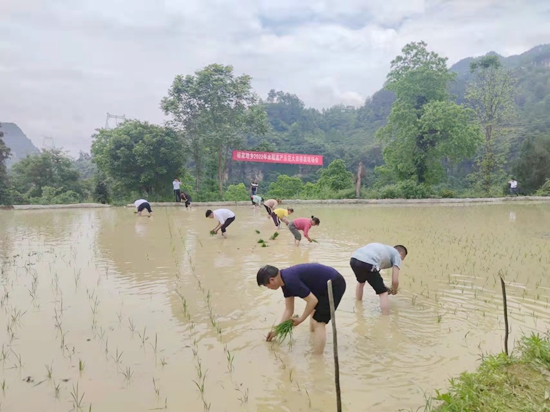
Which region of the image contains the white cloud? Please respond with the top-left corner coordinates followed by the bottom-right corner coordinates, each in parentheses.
top-left (0, 0), bottom-right (548, 154)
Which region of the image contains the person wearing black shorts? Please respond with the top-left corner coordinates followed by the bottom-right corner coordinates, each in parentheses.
top-left (206, 208), bottom-right (236, 238)
top-left (257, 263), bottom-right (346, 354)
top-left (180, 191), bottom-right (192, 209)
top-left (134, 199), bottom-right (153, 216)
top-left (350, 243), bottom-right (407, 314)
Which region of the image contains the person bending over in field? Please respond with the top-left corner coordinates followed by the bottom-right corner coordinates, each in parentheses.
top-left (134, 199), bottom-right (153, 217)
top-left (206, 208), bottom-right (236, 238)
top-left (251, 195), bottom-right (263, 209)
top-left (272, 207), bottom-right (294, 229)
top-left (180, 191), bottom-right (192, 209)
top-left (350, 243), bottom-right (407, 314)
top-left (257, 263), bottom-right (346, 354)
top-left (263, 198), bottom-right (281, 219)
top-left (288, 216), bottom-right (319, 246)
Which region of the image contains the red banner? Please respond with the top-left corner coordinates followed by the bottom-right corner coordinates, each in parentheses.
top-left (232, 150), bottom-right (323, 166)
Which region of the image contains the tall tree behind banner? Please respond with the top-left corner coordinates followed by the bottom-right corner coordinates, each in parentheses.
top-left (161, 64), bottom-right (269, 197)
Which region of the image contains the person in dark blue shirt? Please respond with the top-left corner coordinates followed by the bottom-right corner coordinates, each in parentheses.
top-left (257, 263), bottom-right (346, 354)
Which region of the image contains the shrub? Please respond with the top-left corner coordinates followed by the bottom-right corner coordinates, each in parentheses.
top-left (224, 183), bottom-right (250, 201)
top-left (397, 181), bottom-right (434, 199)
top-left (268, 175), bottom-right (304, 199)
top-left (535, 179), bottom-right (550, 196)
top-left (438, 188), bottom-right (456, 198)
top-left (317, 159), bottom-right (354, 191)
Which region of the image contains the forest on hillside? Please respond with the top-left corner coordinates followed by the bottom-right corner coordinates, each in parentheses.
top-left (1, 42), bottom-right (549, 206)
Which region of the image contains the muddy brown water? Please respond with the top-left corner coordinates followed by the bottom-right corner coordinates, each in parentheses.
top-left (1, 203), bottom-right (550, 411)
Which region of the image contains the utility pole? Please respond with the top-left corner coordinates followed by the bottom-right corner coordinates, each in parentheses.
top-left (42, 136), bottom-right (55, 149)
top-left (105, 113), bottom-right (126, 129)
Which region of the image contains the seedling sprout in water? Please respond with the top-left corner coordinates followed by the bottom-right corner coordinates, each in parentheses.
top-left (269, 232), bottom-right (279, 240)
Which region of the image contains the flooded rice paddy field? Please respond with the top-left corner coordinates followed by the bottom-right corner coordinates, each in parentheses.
top-left (1, 202), bottom-right (550, 412)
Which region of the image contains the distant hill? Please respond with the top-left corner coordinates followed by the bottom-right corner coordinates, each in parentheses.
top-left (0, 123), bottom-right (40, 167)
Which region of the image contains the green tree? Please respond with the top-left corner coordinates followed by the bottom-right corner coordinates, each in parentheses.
top-left (268, 175), bottom-right (304, 199)
top-left (466, 55), bottom-right (517, 194)
top-left (0, 124), bottom-right (12, 206)
top-left (377, 41), bottom-right (482, 185)
top-left (10, 149), bottom-right (81, 199)
top-left (317, 159), bottom-right (354, 191)
top-left (513, 134), bottom-right (550, 193)
top-left (161, 64), bottom-right (269, 197)
top-left (91, 120), bottom-right (185, 197)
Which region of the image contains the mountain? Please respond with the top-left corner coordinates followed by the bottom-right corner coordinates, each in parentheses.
top-left (231, 44), bottom-right (550, 189)
top-left (0, 123), bottom-right (40, 167)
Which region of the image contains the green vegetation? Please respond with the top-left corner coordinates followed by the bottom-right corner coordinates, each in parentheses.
top-left (2, 43), bottom-right (550, 206)
top-left (273, 320), bottom-right (294, 344)
top-left (422, 333), bottom-right (550, 411)
top-left (0, 124), bottom-right (12, 206)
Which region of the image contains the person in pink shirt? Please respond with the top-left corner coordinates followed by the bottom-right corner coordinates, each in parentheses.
top-left (288, 215), bottom-right (320, 246)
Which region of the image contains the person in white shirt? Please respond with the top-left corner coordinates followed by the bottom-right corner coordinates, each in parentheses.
top-left (134, 199), bottom-right (153, 216)
top-left (251, 195), bottom-right (263, 208)
top-left (508, 178), bottom-right (518, 196)
top-left (173, 178), bottom-right (182, 202)
top-left (206, 208), bottom-right (236, 238)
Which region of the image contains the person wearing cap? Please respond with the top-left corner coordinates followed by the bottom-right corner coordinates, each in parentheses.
top-left (256, 263), bottom-right (346, 354)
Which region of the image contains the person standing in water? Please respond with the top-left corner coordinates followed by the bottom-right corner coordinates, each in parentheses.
top-left (288, 216), bottom-right (319, 246)
top-left (263, 198), bottom-right (281, 219)
top-left (350, 243), bottom-right (408, 314)
top-left (173, 178), bottom-right (181, 202)
top-left (134, 199), bottom-right (153, 217)
top-left (206, 208), bottom-right (236, 238)
top-left (180, 191), bottom-right (192, 209)
top-left (272, 207), bottom-right (294, 229)
top-left (250, 180), bottom-right (259, 196)
top-left (257, 263), bottom-right (346, 355)
top-left (251, 195), bottom-right (263, 209)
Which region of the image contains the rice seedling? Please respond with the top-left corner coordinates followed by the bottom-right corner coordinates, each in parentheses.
top-left (138, 327), bottom-right (148, 346)
top-left (70, 383), bottom-right (85, 410)
top-left (46, 362), bottom-right (53, 379)
top-left (152, 378), bottom-right (160, 397)
top-left (79, 359), bottom-right (85, 372)
top-left (255, 230), bottom-right (260, 234)
top-left (54, 381), bottom-right (61, 398)
top-left (226, 349), bottom-right (234, 372)
top-left (121, 366), bottom-right (133, 382)
top-left (150, 333), bottom-right (158, 354)
top-left (272, 319), bottom-right (294, 343)
top-left (112, 348), bottom-right (123, 364)
top-left (160, 357), bottom-right (167, 367)
top-left (261, 243), bottom-right (268, 247)
top-left (1, 379), bottom-right (6, 394)
top-left (269, 232), bottom-right (279, 240)
top-left (257, 239), bottom-right (265, 244)
top-left (128, 318), bottom-right (135, 333)
top-left (311, 239), bottom-right (319, 243)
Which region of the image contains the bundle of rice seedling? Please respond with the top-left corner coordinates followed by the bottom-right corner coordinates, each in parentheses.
top-left (273, 319), bottom-right (294, 343)
top-left (210, 230), bottom-right (216, 236)
top-left (261, 243), bottom-right (268, 247)
top-left (269, 232), bottom-right (279, 240)
top-left (257, 239), bottom-right (265, 244)
top-left (312, 239), bottom-right (319, 243)
top-left (255, 230), bottom-right (260, 234)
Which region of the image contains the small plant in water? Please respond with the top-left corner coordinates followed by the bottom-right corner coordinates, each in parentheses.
top-left (79, 359), bottom-right (85, 372)
top-left (70, 383), bottom-right (85, 410)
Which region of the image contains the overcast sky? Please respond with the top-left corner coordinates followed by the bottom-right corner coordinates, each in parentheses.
top-left (1, 0), bottom-right (549, 155)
